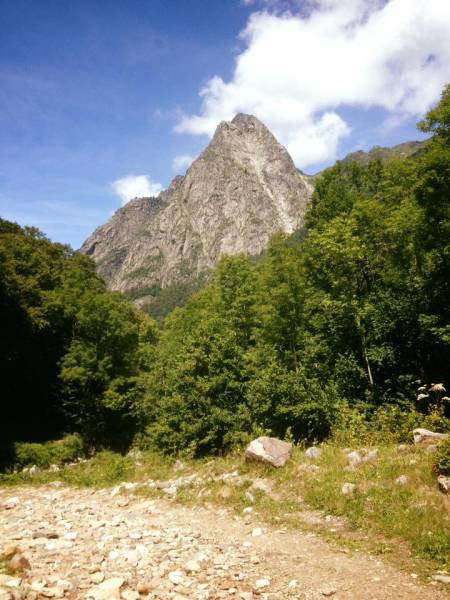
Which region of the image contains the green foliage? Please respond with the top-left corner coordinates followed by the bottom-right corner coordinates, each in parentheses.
top-left (434, 436), bottom-right (450, 476)
top-left (2, 85), bottom-right (450, 465)
top-left (12, 434), bottom-right (84, 469)
top-left (0, 219), bottom-right (158, 460)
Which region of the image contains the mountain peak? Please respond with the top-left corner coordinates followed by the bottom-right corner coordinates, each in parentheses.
top-left (231, 112), bottom-right (264, 128)
top-left (81, 115), bottom-right (312, 311)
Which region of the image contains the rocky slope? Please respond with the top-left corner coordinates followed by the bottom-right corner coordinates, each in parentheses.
top-left (338, 140), bottom-right (427, 166)
top-left (81, 114), bottom-right (313, 304)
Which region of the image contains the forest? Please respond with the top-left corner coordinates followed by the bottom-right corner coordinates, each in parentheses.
top-left (1, 85), bottom-right (449, 468)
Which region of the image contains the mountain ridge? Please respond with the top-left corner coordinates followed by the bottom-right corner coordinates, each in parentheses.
top-left (81, 113), bottom-right (313, 306)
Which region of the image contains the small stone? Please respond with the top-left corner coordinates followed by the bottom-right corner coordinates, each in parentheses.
top-left (320, 587), bottom-right (337, 596)
top-left (3, 497), bottom-right (19, 510)
top-left (432, 574), bottom-right (450, 584)
top-left (168, 571), bottom-right (184, 585)
top-left (136, 582), bottom-right (151, 594)
top-left (185, 560), bottom-right (201, 573)
top-left (91, 573), bottom-right (105, 584)
top-left (397, 444), bottom-right (409, 452)
top-left (395, 475), bottom-right (409, 486)
top-left (42, 586), bottom-right (65, 598)
top-left (125, 550), bottom-right (140, 565)
top-left (362, 448), bottom-right (378, 462)
top-left (220, 487), bottom-right (233, 500)
top-left (87, 577), bottom-right (125, 600)
top-left (9, 554), bottom-right (31, 573)
top-left (341, 482), bottom-right (356, 496)
top-left (255, 578), bottom-right (270, 589)
top-left (121, 591), bottom-right (140, 600)
top-left (0, 576), bottom-right (21, 588)
top-left (244, 491), bottom-right (254, 503)
top-left (346, 451), bottom-right (362, 466)
top-left (438, 475), bottom-right (450, 495)
top-left (251, 527), bottom-right (263, 537)
top-left (305, 446), bottom-right (321, 459)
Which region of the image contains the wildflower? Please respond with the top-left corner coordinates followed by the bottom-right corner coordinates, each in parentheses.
top-left (417, 393), bottom-right (429, 401)
top-left (430, 383), bottom-right (446, 393)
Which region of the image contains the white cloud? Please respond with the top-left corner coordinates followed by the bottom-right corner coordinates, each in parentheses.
top-left (172, 155), bottom-right (195, 172)
top-left (111, 175), bottom-right (163, 205)
top-left (176, 0), bottom-right (450, 168)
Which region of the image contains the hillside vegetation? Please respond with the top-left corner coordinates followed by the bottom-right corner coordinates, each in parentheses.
top-left (1, 85), bottom-right (449, 462)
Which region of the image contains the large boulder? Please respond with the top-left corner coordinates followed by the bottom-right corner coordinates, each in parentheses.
top-left (245, 436), bottom-right (292, 467)
top-left (412, 428), bottom-right (448, 444)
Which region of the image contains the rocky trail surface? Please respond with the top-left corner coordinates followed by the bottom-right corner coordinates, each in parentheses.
top-left (0, 485), bottom-right (448, 600)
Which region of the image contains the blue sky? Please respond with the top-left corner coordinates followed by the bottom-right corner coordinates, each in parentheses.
top-left (1, 0), bottom-right (449, 249)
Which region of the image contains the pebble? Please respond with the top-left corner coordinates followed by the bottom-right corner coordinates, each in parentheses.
top-left (255, 577), bottom-right (270, 588)
top-left (320, 587), bottom-right (337, 596)
top-left (341, 482), bottom-right (356, 496)
top-left (395, 475), bottom-right (409, 486)
top-left (168, 570), bottom-right (184, 585)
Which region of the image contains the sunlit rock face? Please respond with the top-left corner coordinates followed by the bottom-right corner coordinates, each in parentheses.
top-left (81, 113), bottom-right (313, 297)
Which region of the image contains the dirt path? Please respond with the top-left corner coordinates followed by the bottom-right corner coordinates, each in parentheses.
top-left (0, 484), bottom-right (448, 599)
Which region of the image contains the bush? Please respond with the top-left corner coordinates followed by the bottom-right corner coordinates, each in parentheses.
top-left (12, 434), bottom-right (84, 470)
top-left (434, 436), bottom-right (450, 476)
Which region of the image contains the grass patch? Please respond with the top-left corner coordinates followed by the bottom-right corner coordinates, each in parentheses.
top-left (0, 451), bottom-right (133, 488)
top-left (6, 434), bottom-right (84, 471)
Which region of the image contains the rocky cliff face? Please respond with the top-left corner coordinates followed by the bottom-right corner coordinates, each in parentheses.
top-left (81, 114), bottom-right (313, 301)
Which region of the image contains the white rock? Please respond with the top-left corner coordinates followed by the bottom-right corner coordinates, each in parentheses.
top-left (362, 448), bottom-right (378, 462)
top-left (3, 497), bottom-right (20, 510)
top-left (121, 591), bottom-right (140, 600)
top-left (245, 437), bottom-right (292, 468)
top-left (87, 577), bottom-right (125, 600)
top-left (341, 482), bottom-right (356, 496)
top-left (0, 575), bottom-right (21, 588)
top-left (255, 578), bottom-right (270, 589)
top-left (395, 475), bottom-right (409, 486)
top-left (168, 571), bottom-right (184, 585)
top-left (251, 527), bottom-right (263, 537)
top-left (438, 475), bottom-right (450, 495)
top-left (346, 451), bottom-right (362, 466)
top-left (185, 560), bottom-right (201, 572)
top-left (305, 447), bottom-right (321, 459)
top-left (432, 574), bottom-right (450, 584)
top-left (413, 428), bottom-right (448, 444)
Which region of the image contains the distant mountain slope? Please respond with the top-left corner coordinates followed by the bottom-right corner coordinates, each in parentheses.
top-left (81, 114), bottom-right (313, 306)
top-left (339, 140), bottom-right (428, 166)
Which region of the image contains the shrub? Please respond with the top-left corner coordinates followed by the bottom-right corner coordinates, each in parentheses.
top-left (12, 434), bottom-right (84, 469)
top-left (434, 436), bottom-right (450, 476)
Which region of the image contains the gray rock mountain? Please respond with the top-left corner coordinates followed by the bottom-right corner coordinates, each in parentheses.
top-left (81, 114), bottom-right (313, 304)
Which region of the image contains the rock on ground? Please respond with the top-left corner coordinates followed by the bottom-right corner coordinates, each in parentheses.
top-left (412, 428), bottom-right (448, 444)
top-left (245, 437), bottom-right (292, 467)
